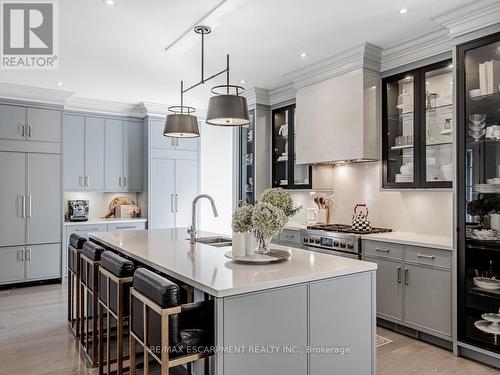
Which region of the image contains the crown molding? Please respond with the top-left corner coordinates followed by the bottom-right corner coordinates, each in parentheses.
top-left (381, 29), bottom-right (452, 72)
top-left (269, 82), bottom-right (296, 106)
top-left (243, 87), bottom-right (270, 107)
top-left (432, 0), bottom-right (500, 38)
top-left (64, 97), bottom-right (145, 118)
top-left (0, 82), bottom-right (74, 106)
top-left (138, 101), bottom-right (208, 119)
top-left (283, 43), bottom-right (382, 89)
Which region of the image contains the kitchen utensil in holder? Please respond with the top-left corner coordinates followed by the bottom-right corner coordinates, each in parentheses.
top-left (317, 208), bottom-right (328, 224)
top-left (351, 204), bottom-right (372, 232)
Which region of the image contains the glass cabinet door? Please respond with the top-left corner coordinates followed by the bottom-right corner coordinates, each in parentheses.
top-left (239, 109), bottom-right (255, 204)
top-left (422, 62), bottom-right (454, 186)
top-left (383, 73), bottom-right (416, 187)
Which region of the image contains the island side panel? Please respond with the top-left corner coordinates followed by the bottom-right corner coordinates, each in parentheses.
top-left (222, 284), bottom-right (308, 375)
top-left (309, 271), bottom-right (376, 375)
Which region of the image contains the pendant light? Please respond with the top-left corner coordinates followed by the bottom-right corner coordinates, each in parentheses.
top-left (163, 25), bottom-right (249, 139)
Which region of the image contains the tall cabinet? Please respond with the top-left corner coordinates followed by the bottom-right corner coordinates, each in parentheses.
top-left (0, 102), bottom-right (62, 285)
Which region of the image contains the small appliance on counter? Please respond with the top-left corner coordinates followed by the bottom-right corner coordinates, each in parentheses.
top-left (67, 200), bottom-right (89, 222)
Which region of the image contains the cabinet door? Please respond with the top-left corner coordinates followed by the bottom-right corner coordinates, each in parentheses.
top-left (174, 159), bottom-right (198, 228)
top-left (364, 255), bottom-right (403, 321)
top-left (27, 153), bottom-right (61, 244)
top-left (123, 120), bottom-right (142, 190)
top-left (150, 119), bottom-right (175, 149)
top-left (0, 247), bottom-right (26, 284)
top-left (104, 119), bottom-right (124, 190)
top-left (85, 116), bottom-right (105, 190)
top-left (403, 264), bottom-right (451, 336)
top-left (150, 158), bottom-right (175, 229)
top-left (27, 107), bottom-right (61, 142)
top-left (63, 114), bottom-right (85, 190)
top-left (0, 152), bottom-right (26, 247)
top-left (0, 104), bottom-right (26, 141)
top-left (176, 137), bottom-right (199, 151)
top-left (26, 243), bottom-right (61, 280)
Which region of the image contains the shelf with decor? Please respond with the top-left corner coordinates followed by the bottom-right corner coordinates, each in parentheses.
top-left (382, 59), bottom-right (454, 189)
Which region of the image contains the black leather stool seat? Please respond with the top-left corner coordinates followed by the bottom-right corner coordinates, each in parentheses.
top-left (70, 233), bottom-right (87, 249)
top-left (82, 242), bottom-right (105, 261)
top-left (100, 251), bottom-right (134, 277)
top-left (132, 268), bottom-right (211, 357)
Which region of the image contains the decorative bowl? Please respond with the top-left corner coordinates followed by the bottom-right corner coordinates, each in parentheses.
top-left (473, 277), bottom-right (500, 290)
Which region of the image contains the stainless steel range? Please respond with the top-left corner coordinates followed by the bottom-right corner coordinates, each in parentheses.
top-left (301, 224), bottom-right (391, 259)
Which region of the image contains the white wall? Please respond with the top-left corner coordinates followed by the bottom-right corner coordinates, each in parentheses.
top-left (64, 191), bottom-right (139, 219)
top-left (199, 125), bottom-right (233, 236)
top-left (290, 162), bottom-right (453, 237)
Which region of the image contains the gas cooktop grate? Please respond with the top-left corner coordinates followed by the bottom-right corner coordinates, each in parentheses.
top-left (307, 224), bottom-right (392, 235)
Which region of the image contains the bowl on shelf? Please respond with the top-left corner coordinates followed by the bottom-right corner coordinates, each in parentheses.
top-left (482, 313), bottom-right (500, 332)
top-left (472, 229), bottom-right (497, 240)
top-left (473, 277), bottom-right (500, 290)
top-left (469, 89), bottom-right (481, 98)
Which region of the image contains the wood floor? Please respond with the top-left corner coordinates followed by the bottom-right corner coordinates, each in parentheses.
top-left (0, 283), bottom-right (498, 374)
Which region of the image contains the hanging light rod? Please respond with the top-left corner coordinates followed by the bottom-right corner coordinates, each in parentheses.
top-left (164, 25), bottom-right (249, 138)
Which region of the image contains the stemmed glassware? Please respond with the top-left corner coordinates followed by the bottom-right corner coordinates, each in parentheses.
top-left (468, 114), bottom-right (487, 141)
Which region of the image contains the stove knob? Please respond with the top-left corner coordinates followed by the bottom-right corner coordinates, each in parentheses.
top-left (303, 237), bottom-right (309, 243)
top-left (309, 238), bottom-right (315, 243)
top-left (339, 241), bottom-right (347, 248)
top-left (315, 238), bottom-right (321, 244)
top-left (347, 242), bottom-right (354, 249)
top-left (333, 241), bottom-right (339, 247)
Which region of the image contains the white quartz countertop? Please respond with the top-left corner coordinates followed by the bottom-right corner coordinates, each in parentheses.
top-left (362, 231), bottom-right (454, 251)
top-left (89, 228), bottom-right (376, 298)
top-left (64, 218), bottom-right (147, 226)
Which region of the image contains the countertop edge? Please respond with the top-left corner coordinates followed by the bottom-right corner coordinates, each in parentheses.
top-left (362, 233), bottom-right (454, 251)
top-left (64, 218), bottom-right (147, 226)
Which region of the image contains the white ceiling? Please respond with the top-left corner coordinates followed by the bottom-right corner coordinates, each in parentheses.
top-left (0, 0), bottom-right (477, 108)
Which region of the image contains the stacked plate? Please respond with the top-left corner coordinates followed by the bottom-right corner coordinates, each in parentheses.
top-left (395, 174), bottom-right (413, 183)
top-left (473, 277), bottom-right (500, 290)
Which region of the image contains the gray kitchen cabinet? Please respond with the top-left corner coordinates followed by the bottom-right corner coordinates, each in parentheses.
top-left (28, 153), bottom-right (61, 244)
top-left (104, 118), bottom-right (124, 190)
top-left (279, 228), bottom-right (301, 246)
top-left (0, 246), bottom-right (26, 284)
top-left (150, 158), bottom-right (176, 229)
top-left (309, 273), bottom-right (374, 374)
top-left (26, 243), bottom-right (61, 280)
top-left (174, 159), bottom-right (199, 228)
top-left (364, 255), bottom-right (403, 322)
top-left (176, 137), bottom-right (199, 151)
top-left (123, 120), bottom-right (142, 190)
top-left (84, 116), bottom-right (105, 190)
top-left (150, 119), bottom-right (176, 149)
top-left (0, 104), bottom-right (26, 141)
top-left (27, 107), bottom-right (61, 143)
top-left (63, 114), bottom-right (85, 190)
top-left (0, 151), bottom-right (26, 247)
top-left (403, 263), bottom-right (451, 337)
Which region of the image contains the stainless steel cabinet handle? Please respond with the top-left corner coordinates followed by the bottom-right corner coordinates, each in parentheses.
top-left (117, 226), bottom-right (136, 230)
top-left (170, 194), bottom-right (174, 213)
top-left (397, 266), bottom-right (401, 283)
top-left (85, 176), bottom-right (89, 187)
top-left (21, 124), bottom-right (25, 137)
top-left (27, 195), bottom-right (32, 218)
top-left (26, 248), bottom-right (32, 261)
top-left (21, 196), bottom-right (26, 218)
top-left (175, 194), bottom-right (178, 212)
top-left (123, 176), bottom-right (127, 187)
top-left (176, 139), bottom-right (179, 147)
top-left (375, 248), bottom-right (390, 253)
top-left (18, 249), bottom-right (25, 261)
top-left (404, 268), bottom-right (409, 285)
top-left (119, 177), bottom-right (122, 187)
top-left (79, 176), bottom-right (83, 187)
top-left (417, 253), bottom-right (435, 260)
top-left (27, 125), bottom-right (31, 138)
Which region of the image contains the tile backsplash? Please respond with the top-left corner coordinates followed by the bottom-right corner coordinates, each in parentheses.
top-left (64, 191), bottom-right (139, 219)
top-left (290, 162), bottom-right (453, 237)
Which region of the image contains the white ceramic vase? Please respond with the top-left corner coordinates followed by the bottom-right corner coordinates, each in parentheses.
top-left (232, 232), bottom-right (247, 257)
top-left (490, 214), bottom-right (500, 233)
top-left (245, 232), bottom-right (255, 256)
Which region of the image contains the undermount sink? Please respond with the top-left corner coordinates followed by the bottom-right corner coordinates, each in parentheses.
top-left (192, 236), bottom-right (232, 247)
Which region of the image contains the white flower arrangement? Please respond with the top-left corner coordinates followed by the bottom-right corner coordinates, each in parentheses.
top-left (251, 202), bottom-right (287, 237)
top-left (260, 188), bottom-right (301, 218)
top-left (232, 204), bottom-right (254, 233)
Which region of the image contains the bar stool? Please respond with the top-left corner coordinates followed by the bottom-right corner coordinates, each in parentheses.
top-left (98, 251), bottom-right (134, 375)
top-left (68, 233), bottom-right (87, 337)
top-left (129, 268), bottom-right (214, 375)
top-left (79, 241), bottom-right (105, 367)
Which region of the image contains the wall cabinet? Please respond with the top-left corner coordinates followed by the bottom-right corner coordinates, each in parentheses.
top-left (150, 118), bottom-right (199, 151)
top-left (0, 104), bottom-right (61, 143)
top-left (363, 240), bottom-right (451, 338)
top-left (382, 60), bottom-right (453, 189)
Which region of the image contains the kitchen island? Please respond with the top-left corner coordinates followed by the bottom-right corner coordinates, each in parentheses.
top-left (90, 228), bottom-right (377, 375)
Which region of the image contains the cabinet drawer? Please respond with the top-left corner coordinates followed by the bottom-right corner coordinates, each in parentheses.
top-left (404, 246), bottom-right (451, 269)
top-left (362, 240), bottom-right (403, 260)
top-left (66, 224), bottom-right (108, 234)
top-left (279, 229), bottom-right (301, 245)
top-left (107, 222), bottom-right (145, 231)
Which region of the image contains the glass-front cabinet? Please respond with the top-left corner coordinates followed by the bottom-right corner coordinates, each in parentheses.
top-left (457, 32), bottom-right (500, 355)
top-left (238, 109), bottom-right (255, 204)
top-left (382, 61), bottom-right (453, 188)
top-left (272, 104), bottom-right (312, 189)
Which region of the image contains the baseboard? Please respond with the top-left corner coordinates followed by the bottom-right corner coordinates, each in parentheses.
top-left (0, 278), bottom-right (62, 290)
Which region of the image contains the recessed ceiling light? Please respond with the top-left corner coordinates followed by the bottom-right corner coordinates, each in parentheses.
top-left (103, 0), bottom-right (117, 5)
top-left (300, 52), bottom-right (308, 58)
top-left (399, 8), bottom-right (408, 14)
top-left (240, 79), bottom-right (246, 84)
top-left (57, 81), bottom-right (63, 86)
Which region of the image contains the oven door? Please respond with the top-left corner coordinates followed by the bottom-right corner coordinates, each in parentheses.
top-left (303, 245), bottom-right (360, 260)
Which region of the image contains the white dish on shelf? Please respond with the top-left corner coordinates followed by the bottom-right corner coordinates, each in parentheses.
top-left (474, 320), bottom-right (500, 335)
top-left (474, 184), bottom-right (500, 193)
top-left (440, 129), bottom-right (453, 135)
top-left (469, 89), bottom-right (481, 98)
top-left (473, 277), bottom-right (500, 290)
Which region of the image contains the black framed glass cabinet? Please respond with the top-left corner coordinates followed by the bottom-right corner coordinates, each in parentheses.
top-left (382, 61), bottom-right (454, 188)
top-left (457, 32), bottom-right (500, 355)
top-left (238, 109), bottom-right (256, 204)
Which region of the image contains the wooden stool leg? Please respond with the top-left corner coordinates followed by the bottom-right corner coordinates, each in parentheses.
top-left (67, 272), bottom-right (72, 324)
top-left (129, 334), bottom-right (136, 375)
top-left (99, 303), bottom-right (104, 375)
top-left (92, 291), bottom-right (98, 364)
top-left (80, 282), bottom-right (85, 343)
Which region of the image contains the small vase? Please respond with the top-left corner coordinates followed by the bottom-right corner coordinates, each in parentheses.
top-left (254, 230), bottom-right (272, 254)
top-left (232, 232), bottom-right (246, 257)
top-left (245, 232), bottom-right (255, 256)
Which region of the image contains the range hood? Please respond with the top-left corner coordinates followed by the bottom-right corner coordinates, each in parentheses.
top-left (289, 43), bottom-right (382, 165)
